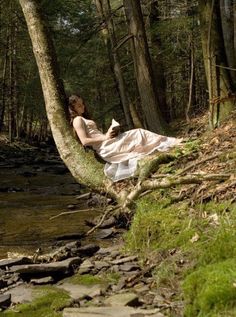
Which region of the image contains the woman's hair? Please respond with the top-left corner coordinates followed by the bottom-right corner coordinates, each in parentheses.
top-left (68, 94), bottom-right (90, 122)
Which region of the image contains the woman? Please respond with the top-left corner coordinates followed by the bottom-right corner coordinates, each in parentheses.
top-left (69, 94), bottom-right (182, 182)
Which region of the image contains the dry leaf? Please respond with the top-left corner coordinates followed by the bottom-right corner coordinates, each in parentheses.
top-left (190, 233), bottom-right (200, 243)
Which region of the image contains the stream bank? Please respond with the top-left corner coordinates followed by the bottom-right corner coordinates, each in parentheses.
top-left (1, 115), bottom-right (236, 317)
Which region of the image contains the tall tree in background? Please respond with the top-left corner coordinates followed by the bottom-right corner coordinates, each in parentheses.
top-left (199, 0), bottom-right (236, 128)
top-left (123, 0), bottom-right (168, 134)
top-left (94, 0), bottom-right (133, 129)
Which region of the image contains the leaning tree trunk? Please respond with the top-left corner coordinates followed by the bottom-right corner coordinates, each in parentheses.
top-left (123, 0), bottom-right (168, 134)
top-left (18, 0), bottom-right (116, 196)
top-left (199, 0), bottom-right (236, 128)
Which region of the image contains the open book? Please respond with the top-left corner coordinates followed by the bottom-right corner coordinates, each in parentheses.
top-left (110, 118), bottom-right (120, 135)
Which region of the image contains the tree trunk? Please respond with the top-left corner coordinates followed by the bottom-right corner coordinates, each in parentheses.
top-left (220, 0), bottom-right (236, 85)
top-left (123, 0), bottom-right (168, 134)
top-left (94, 0), bottom-right (133, 129)
top-left (199, 0), bottom-right (236, 128)
top-left (18, 0), bottom-right (111, 195)
top-left (148, 1), bottom-right (169, 122)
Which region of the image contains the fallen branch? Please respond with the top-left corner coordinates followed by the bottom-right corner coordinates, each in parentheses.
top-left (177, 153), bottom-right (221, 175)
top-left (123, 173), bottom-right (232, 208)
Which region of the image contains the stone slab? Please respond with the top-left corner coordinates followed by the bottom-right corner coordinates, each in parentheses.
top-left (10, 257), bottom-right (81, 275)
top-left (57, 282), bottom-right (103, 300)
top-left (63, 307), bottom-right (163, 317)
top-left (0, 257), bottom-right (32, 269)
top-left (104, 292), bottom-right (139, 307)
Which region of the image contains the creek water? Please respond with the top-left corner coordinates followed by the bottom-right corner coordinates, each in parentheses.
top-left (0, 159), bottom-right (100, 259)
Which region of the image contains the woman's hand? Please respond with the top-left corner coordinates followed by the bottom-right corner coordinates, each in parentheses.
top-left (105, 127), bottom-right (117, 140)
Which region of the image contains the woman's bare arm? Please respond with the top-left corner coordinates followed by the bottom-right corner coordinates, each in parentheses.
top-left (73, 116), bottom-right (113, 146)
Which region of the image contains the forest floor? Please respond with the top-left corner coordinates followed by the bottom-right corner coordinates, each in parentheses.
top-left (0, 112), bottom-right (236, 317)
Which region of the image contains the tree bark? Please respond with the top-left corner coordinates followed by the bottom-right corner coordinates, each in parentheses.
top-left (94, 0), bottom-right (133, 129)
top-left (123, 0), bottom-right (168, 134)
top-left (18, 0), bottom-right (110, 194)
top-left (199, 0), bottom-right (236, 128)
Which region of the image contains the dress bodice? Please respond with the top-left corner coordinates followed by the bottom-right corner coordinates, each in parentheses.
top-left (81, 118), bottom-right (103, 137)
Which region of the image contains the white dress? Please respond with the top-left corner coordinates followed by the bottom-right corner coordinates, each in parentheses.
top-left (80, 117), bottom-right (182, 182)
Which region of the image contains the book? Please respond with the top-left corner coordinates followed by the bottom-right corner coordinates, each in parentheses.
top-left (110, 119), bottom-right (120, 135)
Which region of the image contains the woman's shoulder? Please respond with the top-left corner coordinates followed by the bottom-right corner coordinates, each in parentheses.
top-left (73, 116), bottom-right (85, 126)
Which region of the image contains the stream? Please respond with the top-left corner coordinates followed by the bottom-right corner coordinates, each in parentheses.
top-left (0, 145), bottom-right (100, 259)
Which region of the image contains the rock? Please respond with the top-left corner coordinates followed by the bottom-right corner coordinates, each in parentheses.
top-left (78, 259), bottom-right (94, 275)
top-left (0, 279), bottom-right (8, 289)
top-left (47, 241), bottom-right (82, 261)
top-left (94, 261), bottom-right (110, 271)
top-left (77, 244), bottom-right (100, 257)
top-left (94, 229), bottom-right (114, 239)
top-left (55, 233), bottom-right (85, 241)
top-left (111, 276), bottom-right (127, 292)
top-left (110, 256), bottom-right (138, 265)
top-left (30, 276), bottom-right (55, 285)
top-left (0, 294), bottom-right (11, 309)
top-left (104, 293), bottom-right (140, 307)
top-left (119, 262), bottom-right (140, 272)
top-left (85, 216), bottom-right (117, 229)
top-left (3, 284), bottom-right (34, 304)
top-left (63, 307), bottom-right (162, 317)
top-left (10, 257), bottom-right (81, 276)
top-left (57, 282), bottom-right (104, 301)
top-left (0, 257), bottom-right (32, 269)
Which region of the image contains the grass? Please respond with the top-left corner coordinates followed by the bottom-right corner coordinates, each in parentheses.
top-left (67, 271), bottom-right (120, 286)
top-left (183, 259), bottom-right (236, 317)
top-left (0, 287), bottom-right (70, 317)
top-left (124, 193), bottom-right (236, 316)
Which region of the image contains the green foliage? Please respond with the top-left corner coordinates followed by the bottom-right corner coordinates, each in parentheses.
top-left (183, 260), bottom-right (236, 317)
top-left (68, 272), bottom-right (120, 286)
top-left (0, 287), bottom-right (70, 317)
top-left (68, 273), bottom-right (104, 285)
top-left (125, 195), bottom-right (236, 315)
top-left (124, 195), bottom-right (193, 255)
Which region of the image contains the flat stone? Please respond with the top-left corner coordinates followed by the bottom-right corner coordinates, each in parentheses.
top-left (110, 256), bottom-right (138, 265)
top-left (94, 229), bottom-right (114, 239)
top-left (77, 244), bottom-right (100, 257)
top-left (78, 259), bottom-right (94, 274)
top-left (57, 282), bottom-right (104, 300)
top-left (119, 263), bottom-right (140, 272)
top-left (0, 294), bottom-right (11, 309)
top-left (104, 292), bottom-right (140, 307)
top-left (94, 261), bottom-right (110, 270)
top-left (63, 307), bottom-right (161, 317)
top-left (10, 257), bottom-right (81, 275)
top-left (111, 276), bottom-right (127, 292)
top-left (0, 257), bottom-right (32, 269)
top-left (4, 284), bottom-right (34, 304)
top-left (30, 276), bottom-right (55, 285)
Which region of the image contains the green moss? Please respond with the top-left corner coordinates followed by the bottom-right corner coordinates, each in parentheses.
top-left (68, 272), bottom-right (121, 286)
top-left (125, 196), bottom-right (236, 315)
top-left (0, 287), bottom-right (70, 317)
top-left (67, 273), bottom-right (104, 285)
top-left (125, 195), bottom-right (195, 255)
top-left (183, 259), bottom-right (236, 317)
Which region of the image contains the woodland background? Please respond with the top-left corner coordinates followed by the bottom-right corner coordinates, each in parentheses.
top-left (1, 0), bottom-right (235, 144)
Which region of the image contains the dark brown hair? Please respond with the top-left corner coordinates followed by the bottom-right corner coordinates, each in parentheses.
top-left (68, 94), bottom-right (90, 123)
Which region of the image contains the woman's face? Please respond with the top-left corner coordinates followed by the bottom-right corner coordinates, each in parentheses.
top-left (74, 97), bottom-right (85, 116)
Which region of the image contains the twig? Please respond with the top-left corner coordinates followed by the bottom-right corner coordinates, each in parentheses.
top-left (49, 209), bottom-right (97, 220)
top-left (177, 153), bottom-right (221, 175)
top-left (123, 173), bottom-right (233, 208)
top-left (85, 205), bottom-right (121, 236)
